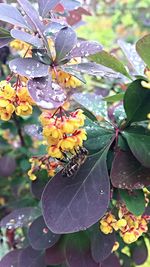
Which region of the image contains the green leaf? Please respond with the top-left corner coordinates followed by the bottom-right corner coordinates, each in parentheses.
top-left (123, 126), bottom-right (150, 168)
top-left (85, 118), bottom-right (114, 154)
top-left (90, 51), bottom-right (131, 80)
top-left (0, 27), bottom-right (11, 38)
top-left (124, 79), bottom-right (150, 125)
top-left (136, 34), bottom-right (150, 68)
top-left (103, 92), bottom-right (125, 103)
top-left (119, 189), bottom-right (145, 216)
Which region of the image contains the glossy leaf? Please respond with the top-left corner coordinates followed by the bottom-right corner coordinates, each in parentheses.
top-left (0, 3), bottom-right (28, 28)
top-left (136, 34), bottom-right (150, 68)
top-left (38, 0), bottom-right (61, 17)
top-left (73, 93), bottom-right (108, 118)
top-left (28, 216), bottom-right (60, 250)
top-left (19, 246), bottom-right (46, 267)
top-left (118, 39), bottom-right (145, 75)
top-left (28, 77), bottom-right (66, 109)
top-left (55, 27), bottom-right (77, 62)
top-left (110, 150), bottom-right (150, 190)
top-left (66, 232), bottom-right (98, 267)
top-left (124, 79), bottom-right (150, 124)
top-left (17, 0), bottom-right (43, 32)
top-left (69, 40), bottom-right (103, 58)
top-left (42, 142), bottom-right (113, 234)
top-left (45, 238), bottom-right (66, 265)
top-left (32, 48), bottom-right (52, 64)
top-left (69, 62), bottom-right (121, 78)
top-left (0, 155), bottom-right (16, 177)
top-left (119, 189), bottom-right (145, 216)
top-left (0, 249), bottom-right (22, 267)
top-left (123, 126), bottom-right (150, 168)
top-left (0, 207), bottom-right (40, 229)
top-left (9, 58), bottom-right (49, 78)
top-left (11, 29), bottom-right (43, 48)
top-left (90, 228), bottom-right (115, 263)
top-left (131, 239), bottom-right (148, 265)
top-left (90, 51), bottom-right (131, 79)
top-left (101, 254), bottom-right (121, 267)
top-left (84, 118), bottom-right (114, 154)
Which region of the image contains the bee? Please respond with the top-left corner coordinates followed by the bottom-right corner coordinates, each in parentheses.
top-left (62, 147), bottom-right (88, 178)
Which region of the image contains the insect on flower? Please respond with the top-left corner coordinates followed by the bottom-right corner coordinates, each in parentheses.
top-left (62, 146), bottom-right (88, 177)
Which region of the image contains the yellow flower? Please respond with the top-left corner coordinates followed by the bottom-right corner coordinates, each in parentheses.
top-left (10, 39), bottom-right (32, 57)
top-left (28, 170), bottom-right (37, 181)
top-left (48, 146), bottom-right (63, 159)
top-left (0, 83), bottom-right (16, 100)
top-left (141, 70), bottom-right (150, 89)
top-left (121, 231), bottom-right (138, 244)
top-left (112, 242), bottom-right (119, 252)
top-left (52, 70), bottom-right (81, 88)
top-left (60, 136), bottom-right (76, 151)
top-left (15, 103), bottom-right (32, 116)
top-left (17, 87), bottom-right (34, 105)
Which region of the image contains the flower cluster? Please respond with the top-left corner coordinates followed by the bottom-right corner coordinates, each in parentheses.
top-left (40, 108), bottom-right (87, 159)
top-left (28, 156), bottom-right (60, 181)
top-left (100, 204), bottom-right (150, 244)
top-left (0, 80), bottom-right (34, 121)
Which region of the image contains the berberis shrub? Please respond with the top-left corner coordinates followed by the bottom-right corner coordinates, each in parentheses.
top-left (0, 1), bottom-right (150, 267)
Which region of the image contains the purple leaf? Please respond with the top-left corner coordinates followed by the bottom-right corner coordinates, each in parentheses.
top-left (0, 155), bottom-right (16, 177)
top-left (61, 0), bottom-right (81, 11)
top-left (0, 37), bottom-right (13, 48)
top-left (66, 233), bottom-right (99, 267)
top-left (91, 230), bottom-right (115, 263)
top-left (42, 141), bottom-right (114, 234)
top-left (44, 20), bottom-right (67, 35)
top-left (0, 249), bottom-right (22, 267)
top-left (17, 0), bottom-right (43, 32)
top-left (27, 77), bottom-right (66, 109)
top-left (110, 150), bottom-right (150, 190)
top-left (9, 58), bottom-right (49, 78)
top-left (28, 216), bottom-right (60, 250)
top-left (101, 254), bottom-right (121, 267)
top-left (38, 0), bottom-right (61, 17)
top-left (55, 27), bottom-right (77, 62)
top-left (45, 239), bottom-right (66, 265)
top-left (0, 3), bottom-right (28, 28)
top-left (68, 63), bottom-right (121, 78)
top-left (131, 240), bottom-right (148, 265)
top-left (31, 171), bottom-right (49, 200)
top-left (19, 247), bottom-right (46, 267)
top-left (11, 29), bottom-right (43, 48)
top-left (0, 207), bottom-right (40, 229)
top-left (69, 41), bottom-right (103, 58)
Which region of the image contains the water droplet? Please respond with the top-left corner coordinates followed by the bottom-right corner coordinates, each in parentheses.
top-left (43, 227), bottom-right (49, 234)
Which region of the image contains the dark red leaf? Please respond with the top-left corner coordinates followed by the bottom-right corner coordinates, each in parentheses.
top-left (55, 27), bottom-right (77, 62)
top-left (0, 249), bottom-right (22, 267)
top-left (45, 238), bottom-right (66, 265)
top-left (27, 77), bottom-right (66, 109)
top-left (9, 58), bottom-right (49, 78)
top-left (42, 141), bottom-right (114, 234)
top-left (19, 246), bottom-right (46, 267)
top-left (110, 150), bottom-right (150, 189)
top-left (100, 254), bottom-right (121, 267)
top-left (28, 216), bottom-right (60, 250)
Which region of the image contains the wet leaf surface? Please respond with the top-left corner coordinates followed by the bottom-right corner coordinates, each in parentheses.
top-left (110, 150), bottom-right (150, 189)
top-left (28, 77), bottom-right (66, 109)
